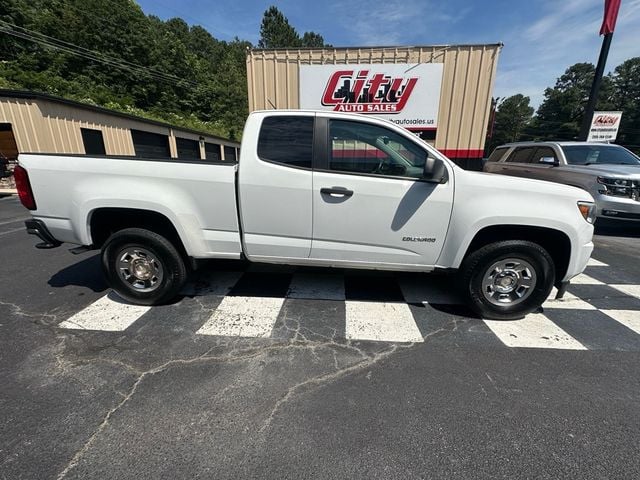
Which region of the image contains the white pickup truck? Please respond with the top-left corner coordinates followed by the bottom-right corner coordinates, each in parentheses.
top-left (15, 110), bottom-right (596, 319)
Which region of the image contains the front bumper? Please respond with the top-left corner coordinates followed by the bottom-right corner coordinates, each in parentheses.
top-left (563, 227), bottom-right (594, 283)
top-left (595, 194), bottom-right (640, 221)
top-left (25, 219), bottom-right (62, 249)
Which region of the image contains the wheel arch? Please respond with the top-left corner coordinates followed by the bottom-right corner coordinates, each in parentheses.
top-left (461, 225), bottom-right (571, 284)
top-left (89, 207), bottom-right (188, 258)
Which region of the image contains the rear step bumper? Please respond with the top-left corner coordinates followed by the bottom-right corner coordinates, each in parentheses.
top-left (25, 219), bottom-right (62, 249)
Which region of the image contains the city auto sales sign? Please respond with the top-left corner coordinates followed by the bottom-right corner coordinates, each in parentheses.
top-left (299, 64), bottom-right (443, 129)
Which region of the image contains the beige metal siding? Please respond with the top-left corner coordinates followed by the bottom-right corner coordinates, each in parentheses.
top-left (246, 45), bottom-right (501, 158)
top-left (0, 96), bottom-right (240, 158)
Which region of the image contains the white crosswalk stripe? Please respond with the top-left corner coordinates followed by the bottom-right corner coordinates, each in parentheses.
top-left (609, 284), bottom-right (640, 300)
top-left (601, 310), bottom-right (640, 335)
top-left (483, 314), bottom-right (587, 350)
top-left (345, 301), bottom-right (423, 343)
top-left (196, 296), bottom-right (284, 338)
top-left (587, 258), bottom-right (608, 267)
top-left (58, 292), bottom-right (151, 332)
top-left (571, 273), bottom-right (605, 285)
top-left (543, 287), bottom-right (597, 310)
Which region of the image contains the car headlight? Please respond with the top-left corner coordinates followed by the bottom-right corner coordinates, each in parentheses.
top-left (577, 201), bottom-right (596, 224)
top-left (597, 177), bottom-right (637, 198)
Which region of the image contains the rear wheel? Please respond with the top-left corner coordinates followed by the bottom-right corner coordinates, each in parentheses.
top-left (460, 240), bottom-right (555, 320)
top-left (101, 228), bottom-right (187, 305)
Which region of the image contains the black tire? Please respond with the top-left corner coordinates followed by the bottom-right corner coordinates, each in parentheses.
top-left (459, 240), bottom-right (555, 320)
top-left (101, 228), bottom-right (187, 305)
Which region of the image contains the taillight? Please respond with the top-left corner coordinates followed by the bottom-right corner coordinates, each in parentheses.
top-left (14, 165), bottom-right (37, 210)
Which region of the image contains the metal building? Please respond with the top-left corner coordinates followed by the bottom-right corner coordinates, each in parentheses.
top-left (246, 44), bottom-right (502, 169)
top-left (0, 89), bottom-right (240, 191)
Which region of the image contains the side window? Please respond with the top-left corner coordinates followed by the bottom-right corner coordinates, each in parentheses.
top-left (328, 120), bottom-right (428, 179)
top-left (486, 147), bottom-right (508, 163)
top-left (258, 116), bottom-right (314, 168)
top-left (531, 147), bottom-right (557, 164)
top-left (505, 147), bottom-right (535, 164)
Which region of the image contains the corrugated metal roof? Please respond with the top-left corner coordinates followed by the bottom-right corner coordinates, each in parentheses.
top-left (0, 89), bottom-right (238, 144)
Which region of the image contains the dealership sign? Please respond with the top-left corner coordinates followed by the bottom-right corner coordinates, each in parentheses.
top-left (587, 111), bottom-right (623, 142)
top-left (299, 64), bottom-right (443, 129)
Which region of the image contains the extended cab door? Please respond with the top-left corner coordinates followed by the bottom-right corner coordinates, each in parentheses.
top-left (310, 116), bottom-right (454, 267)
top-left (237, 113), bottom-right (314, 259)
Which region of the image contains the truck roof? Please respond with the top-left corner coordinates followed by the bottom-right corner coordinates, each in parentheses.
top-left (499, 141), bottom-right (617, 148)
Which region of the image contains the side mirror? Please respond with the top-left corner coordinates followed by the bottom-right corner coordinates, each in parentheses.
top-left (423, 157), bottom-right (447, 183)
top-left (539, 156), bottom-right (559, 166)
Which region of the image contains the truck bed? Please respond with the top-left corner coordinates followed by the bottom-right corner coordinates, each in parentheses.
top-left (18, 154), bottom-right (242, 258)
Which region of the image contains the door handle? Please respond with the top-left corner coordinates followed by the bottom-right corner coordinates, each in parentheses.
top-left (320, 187), bottom-right (353, 197)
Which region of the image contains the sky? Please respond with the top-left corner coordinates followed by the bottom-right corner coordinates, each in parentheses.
top-left (136, 0), bottom-right (640, 108)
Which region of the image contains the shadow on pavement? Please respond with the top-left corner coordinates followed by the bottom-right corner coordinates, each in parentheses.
top-left (48, 253), bottom-right (108, 292)
top-left (426, 303), bottom-right (482, 318)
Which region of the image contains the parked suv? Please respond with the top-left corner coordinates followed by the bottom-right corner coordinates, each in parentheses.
top-left (484, 141), bottom-right (640, 222)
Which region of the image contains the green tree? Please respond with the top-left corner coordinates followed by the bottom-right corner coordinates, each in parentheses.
top-left (610, 57), bottom-right (640, 150)
top-left (301, 31), bottom-right (326, 48)
top-left (0, 1), bottom-right (332, 139)
top-left (486, 94), bottom-right (534, 152)
top-left (257, 6), bottom-right (300, 48)
top-left (534, 63), bottom-right (613, 140)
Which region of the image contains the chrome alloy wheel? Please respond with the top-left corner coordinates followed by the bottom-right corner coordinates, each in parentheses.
top-left (481, 258), bottom-right (537, 306)
top-left (117, 247), bottom-right (164, 292)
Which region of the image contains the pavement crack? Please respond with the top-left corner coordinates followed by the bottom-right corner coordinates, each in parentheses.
top-left (54, 339), bottom-right (372, 478)
top-left (53, 308), bottom-right (451, 476)
top-left (259, 342), bottom-right (414, 434)
top-left (0, 300), bottom-right (59, 324)
top-left (55, 367), bottom-right (147, 480)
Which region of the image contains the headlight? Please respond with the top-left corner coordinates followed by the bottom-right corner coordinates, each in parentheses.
top-left (577, 201), bottom-right (596, 224)
top-left (597, 177), bottom-right (636, 198)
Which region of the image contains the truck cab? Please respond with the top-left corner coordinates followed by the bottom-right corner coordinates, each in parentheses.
top-left (238, 111), bottom-right (451, 267)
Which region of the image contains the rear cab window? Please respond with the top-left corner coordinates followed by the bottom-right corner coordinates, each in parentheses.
top-left (257, 116), bottom-right (314, 168)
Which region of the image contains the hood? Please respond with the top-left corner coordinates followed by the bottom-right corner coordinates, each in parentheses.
top-left (465, 170), bottom-right (594, 202)
top-left (563, 163), bottom-right (640, 177)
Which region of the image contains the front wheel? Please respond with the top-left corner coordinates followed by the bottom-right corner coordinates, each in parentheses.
top-left (101, 228), bottom-right (187, 305)
top-left (460, 240), bottom-right (555, 320)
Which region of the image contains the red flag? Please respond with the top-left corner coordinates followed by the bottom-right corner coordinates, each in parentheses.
top-left (600, 0), bottom-right (621, 35)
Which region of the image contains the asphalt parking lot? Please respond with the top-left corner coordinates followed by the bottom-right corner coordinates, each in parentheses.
top-left (2, 194), bottom-right (640, 479)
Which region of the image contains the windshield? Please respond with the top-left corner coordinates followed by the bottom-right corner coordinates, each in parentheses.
top-left (562, 145), bottom-right (640, 166)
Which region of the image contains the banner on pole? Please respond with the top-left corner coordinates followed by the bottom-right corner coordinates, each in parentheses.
top-left (600, 0), bottom-right (621, 35)
top-left (586, 111), bottom-right (623, 142)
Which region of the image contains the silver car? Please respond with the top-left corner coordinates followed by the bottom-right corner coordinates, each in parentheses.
top-left (484, 141), bottom-right (640, 222)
